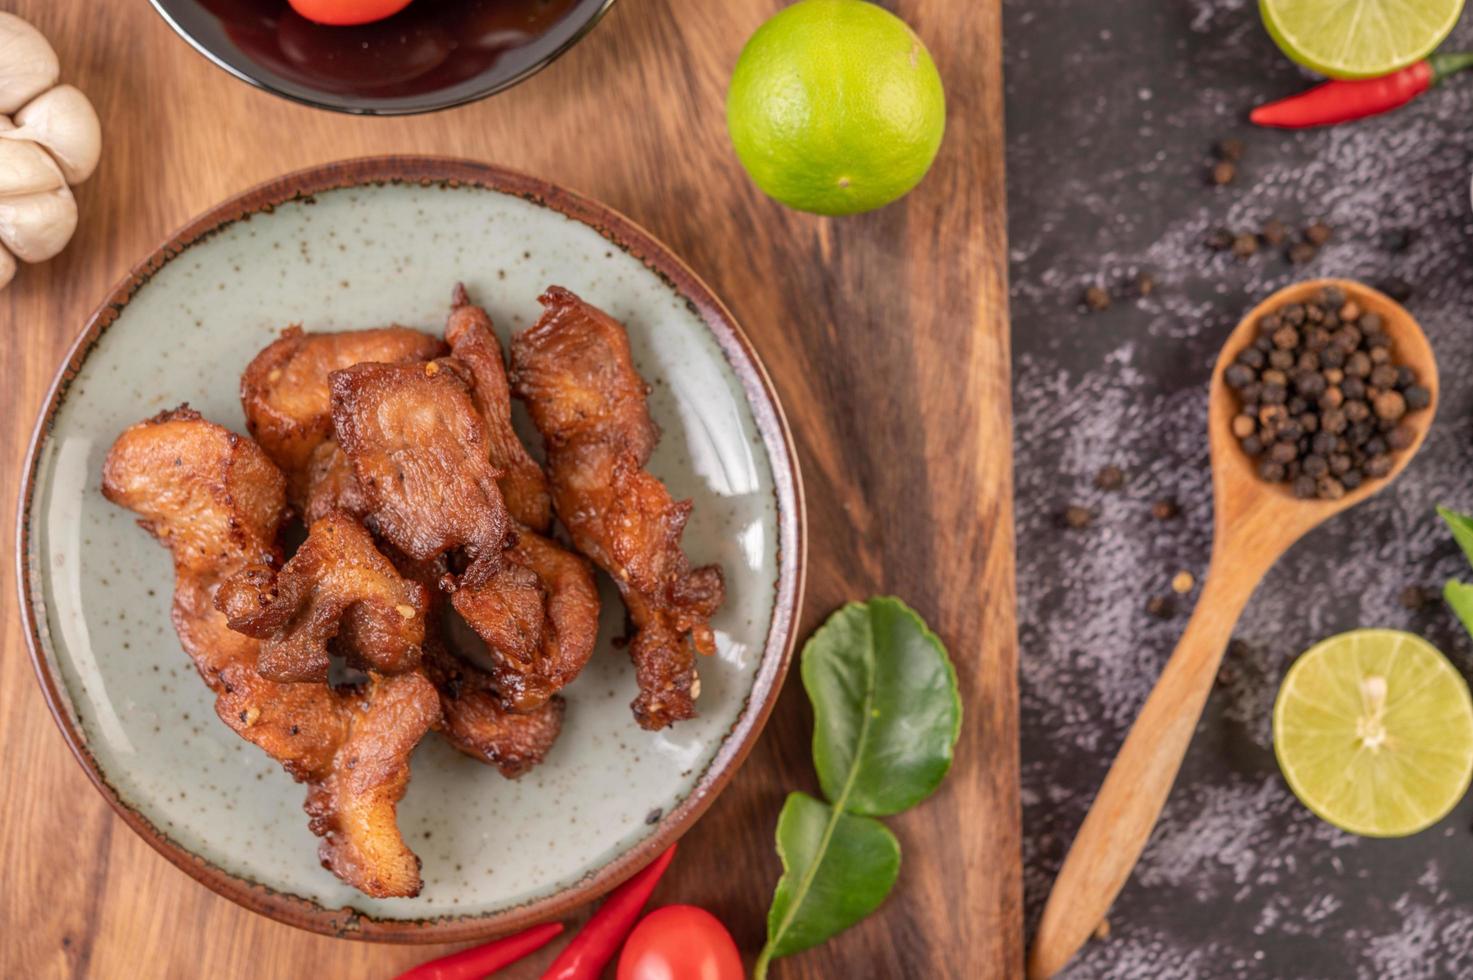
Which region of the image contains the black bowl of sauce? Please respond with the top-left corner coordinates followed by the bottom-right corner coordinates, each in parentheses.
top-left (149, 0), bottom-right (615, 114)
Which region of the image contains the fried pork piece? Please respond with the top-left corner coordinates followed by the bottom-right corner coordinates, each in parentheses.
top-left (446, 284), bottom-right (553, 532)
top-left (241, 325), bottom-right (444, 513)
top-left (450, 526), bottom-right (600, 711)
top-left (215, 511), bottom-right (428, 683)
top-left (302, 441), bottom-right (375, 525)
top-left (510, 287), bottom-right (725, 730)
top-left (305, 669), bottom-right (440, 896)
top-left (393, 551), bottom-right (565, 776)
top-left (102, 408), bottom-right (438, 898)
top-left (331, 359), bottom-right (511, 580)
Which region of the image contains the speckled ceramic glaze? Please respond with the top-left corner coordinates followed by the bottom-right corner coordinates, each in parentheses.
top-left (18, 159), bottom-right (804, 941)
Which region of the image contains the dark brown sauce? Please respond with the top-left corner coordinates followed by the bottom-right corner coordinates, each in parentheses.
top-left (165, 0), bottom-right (595, 110)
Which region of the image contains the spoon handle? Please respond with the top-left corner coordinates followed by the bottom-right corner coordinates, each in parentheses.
top-left (1026, 563), bottom-right (1260, 979)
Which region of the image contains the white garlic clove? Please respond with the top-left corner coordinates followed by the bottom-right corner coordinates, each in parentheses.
top-left (0, 14), bottom-right (59, 116)
top-left (0, 117), bottom-right (65, 196)
top-left (0, 241), bottom-right (15, 290)
top-left (0, 183), bottom-right (75, 262)
top-left (2, 85), bottom-right (101, 184)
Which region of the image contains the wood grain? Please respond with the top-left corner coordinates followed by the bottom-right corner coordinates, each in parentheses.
top-left (0, 1), bottom-right (1018, 977)
top-left (1027, 280), bottom-right (1436, 979)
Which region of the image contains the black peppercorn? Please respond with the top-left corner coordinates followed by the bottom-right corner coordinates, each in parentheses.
top-left (1096, 464), bottom-right (1126, 490)
top-left (1288, 242), bottom-right (1318, 264)
top-left (1238, 347), bottom-right (1266, 370)
top-left (1364, 454), bottom-right (1393, 478)
top-left (1404, 385), bottom-right (1431, 410)
top-left (1225, 364), bottom-right (1255, 388)
top-left (1293, 474), bottom-right (1317, 498)
top-left (1206, 228), bottom-right (1235, 251)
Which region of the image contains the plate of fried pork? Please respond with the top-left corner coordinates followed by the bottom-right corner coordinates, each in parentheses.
top-left (17, 158), bottom-right (804, 940)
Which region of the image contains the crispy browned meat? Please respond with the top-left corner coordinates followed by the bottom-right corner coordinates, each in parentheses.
top-left (510, 287), bottom-right (724, 730)
top-left (215, 511), bottom-right (428, 683)
top-left (451, 526), bottom-right (600, 711)
top-left (102, 408), bottom-right (438, 898)
top-left (241, 326), bottom-right (444, 513)
top-left (446, 285), bottom-right (553, 533)
top-left (304, 669), bottom-right (440, 897)
top-left (302, 441), bottom-right (375, 525)
top-left (331, 359), bottom-right (511, 580)
top-left (393, 551), bottom-right (565, 776)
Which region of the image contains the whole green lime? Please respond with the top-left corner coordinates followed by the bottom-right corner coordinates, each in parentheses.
top-left (726, 0), bottom-right (946, 216)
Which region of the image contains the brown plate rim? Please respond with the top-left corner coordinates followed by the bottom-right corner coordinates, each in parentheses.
top-left (14, 155), bottom-right (807, 944)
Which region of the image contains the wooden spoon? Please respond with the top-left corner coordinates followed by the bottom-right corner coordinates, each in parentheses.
top-left (1027, 279), bottom-right (1438, 979)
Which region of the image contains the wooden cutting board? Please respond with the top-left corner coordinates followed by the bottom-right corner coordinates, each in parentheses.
top-left (0, 1), bottom-right (1017, 976)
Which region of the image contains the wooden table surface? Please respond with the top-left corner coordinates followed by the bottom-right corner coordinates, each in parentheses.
top-left (0, 2), bottom-right (1017, 977)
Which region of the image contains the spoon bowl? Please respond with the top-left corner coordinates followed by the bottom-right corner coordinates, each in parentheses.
top-left (1028, 278), bottom-right (1437, 979)
top-left (1207, 278), bottom-right (1438, 546)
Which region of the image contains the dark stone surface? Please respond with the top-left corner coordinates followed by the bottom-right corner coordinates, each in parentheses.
top-left (1006, 2), bottom-right (1473, 977)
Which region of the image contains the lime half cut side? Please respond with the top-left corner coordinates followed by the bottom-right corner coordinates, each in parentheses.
top-left (1260, 0), bottom-right (1466, 79)
top-left (1273, 629), bottom-right (1473, 837)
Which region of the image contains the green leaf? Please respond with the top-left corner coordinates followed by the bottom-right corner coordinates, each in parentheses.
top-left (1446, 580), bottom-right (1473, 641)
top-left (1438, 506), bottom-right (1473, 567)
top-left (757, 792), bottom-right (900, 975)
top-left (801, 596), bottom-right (961, 817)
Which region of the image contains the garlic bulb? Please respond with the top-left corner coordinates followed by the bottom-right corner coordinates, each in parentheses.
top-left (1, 85), bottom-right (100, 184)
top-left (0, 15), bottom-right (101, 288)
top-left (0, 13), bottom-right (58, 115)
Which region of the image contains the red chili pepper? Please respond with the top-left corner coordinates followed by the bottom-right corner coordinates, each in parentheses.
top-left (541, 845), bottom-right (678, 980)
top-left (1251, 53), bottom-right (1473, 128)
top-left (394, 921), bottom-right (565, 980)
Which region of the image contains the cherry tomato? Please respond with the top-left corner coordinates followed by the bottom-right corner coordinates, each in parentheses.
top-left (287, 0), bottom-right (415, 27)
top-left (617, 905), bottom-right (744, 980)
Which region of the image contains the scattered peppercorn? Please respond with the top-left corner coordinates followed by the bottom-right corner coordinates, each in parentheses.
top-left (1062, 505), bottom-right (1093, 529)
top-left (1146, 595), bottom-right (1177, 619)
top-left (1095, 464), bottom-right (1125, 490)
top-left (1206, 227), bottom-right (1235, 251)
top-left (1224, 286), bottom-right (1429, 500)
top-left (1260, 219), bottom-right (1288, 247)
top-left (1134, 272), bottom-right (1156, 298)
top-left (1232, 233), bottom-right (1259, 259)
top-left (1304, 221), bottom-right (1332, 246)
top-left (1399, 585), bottom-right (1432, 610)
top-left (1214, 138), bottom-right (1244, 162)
top-left (1287, 241), bottom-right (1318, 265)
top-left (1084, 285), bottom-right (1112, 311)
top-left (1151, 498), bottom-right (1180, 520)
top-left (1172, 571), bottom-right (1195, 594)
top-left (1210, 161), bottom-right (1237, 186)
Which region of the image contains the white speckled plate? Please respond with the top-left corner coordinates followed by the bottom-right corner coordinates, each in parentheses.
top-left (17, 158), bottom-right (804, 942)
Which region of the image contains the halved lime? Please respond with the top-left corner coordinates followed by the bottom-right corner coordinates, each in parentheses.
top-left (1260, 0), bottom-right (1465, 79)
top-left (1273, 629), bottom-right (1473, 837)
